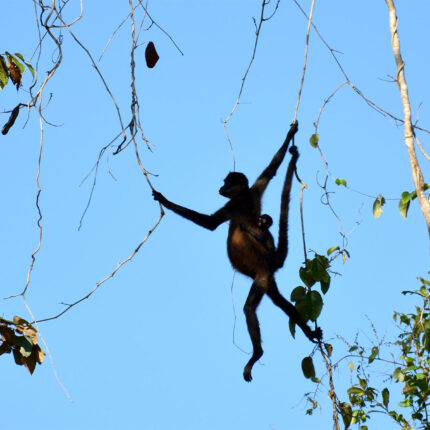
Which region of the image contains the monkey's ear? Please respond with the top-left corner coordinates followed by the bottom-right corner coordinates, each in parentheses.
top-left (145, 42), bottom-right (159, 68)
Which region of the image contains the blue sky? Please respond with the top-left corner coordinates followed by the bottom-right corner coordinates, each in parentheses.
top-left (1, 1), bottom-right (429, 429)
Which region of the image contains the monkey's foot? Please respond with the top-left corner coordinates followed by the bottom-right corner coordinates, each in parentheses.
top-left (243, 364), bottom-right (253, 382)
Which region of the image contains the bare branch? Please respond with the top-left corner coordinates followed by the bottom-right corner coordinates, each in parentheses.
top-left (293, 0), bottom-right (316, 122)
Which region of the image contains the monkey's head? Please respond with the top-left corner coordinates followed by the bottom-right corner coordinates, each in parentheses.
top-left (258, 214), bottom-right (273, 230)
top-left (219, 172), bottom-right (249, 198)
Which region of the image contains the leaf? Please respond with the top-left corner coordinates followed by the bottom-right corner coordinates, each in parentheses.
top-left (393, 367), bottom-right (405, 382)
top-left (398, 198), bottom-right (410, 219)
top-left (14, 335), bottom-right (33, 357)
top-left (324, 343), bottom-right (333, 357)
top-left (33, 344), bottom-right (45, 364)
top-left (14, 316), bottom-right (38, 344)
top-left (311, 255), bottom-right (329, 281)
top-left (10, 54), bottom-right (25, 73)
top-left (26, 63), bottom-right (35, 78)
top-left (290, 286), bottom-right (306, 302)
top-left (339, 402), bottom-right (352, 429)
top-left (309, 134), bottom-right (319, 148)
top-left (289, 319), bottom-right (296, 339)
top-left (401, 191), bottom-right (413, 203)
top-left (347, 386), bottom-right (365, 396)
top-left (348, 361), bottom-right (354, 372)
top-left (368, 346), bottom-right (378, 363)
top-left (6, 54), bottom-right (22, 89)
top-left (320, 278), bottom-right (330, 295)
top-left (335, 178), bottom-right (347, 187)
top-left (299, 264), bottom-right (316, 288)
top-left (0, 55), bottom-right (9, 89)
top-left (327, 246), bottom-right (340, 256)
top-left (305, 290), bottom-right (323, 321)
top-left (301, 356), bottom-right (316, 379)
top-left (372, 196), bottom-right (385, 219)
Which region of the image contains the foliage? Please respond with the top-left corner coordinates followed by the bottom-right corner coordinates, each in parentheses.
top-left (290, 252), bottom-right (331, 339)
top-left (336, 276), bottom-right (430, 429)
top-left (0, 316), bottom-right (45, 374)
top-left (0, 52), bottom-right (34, 90)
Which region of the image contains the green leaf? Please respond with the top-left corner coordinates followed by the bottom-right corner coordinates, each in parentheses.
top-left (306, 290), bottom-right (323, 321)
top-left (327, 246), bottom-right (340, 256)
top-left (348, 386), bottom-right (365, 396)
top-left (311, 255), bottom-right (330, 281)
top-left (393, 367), bottom-right (405, 382)
top-left (10, 54), bottom-right (25, 73)
top-left (0, 55), bottom-right (9, 89)
top-left (401, 191), bottom-right (413, 203)
top-left (14, 335), bottom-right (33, 358)
top-left (382, 387), bottom-right (389, 408)
top-left (320, 278), bottom-right (330, 295)
top-left (368, 346), bottom-right (378, 363)
top-left (339, 402), bottom-right (352, 429)
top-left (309, 134), bottom-right (319, 148)
top-left (373, 195), bottom-right (385, 219)
top-left (290, 286), bottom-right (306, 302)
top-left (289, 319), bottom-right (296, 338)
top-left (335, 178), bottom-right (347, 187)
top-left (301, 356), bottom-right (316, 379)
top-left (398, 198), bottom-right (410, 219)
top-left (299, 264), bottom-right (316, 288)
top-left (26, 63), bottom-right (35, 78)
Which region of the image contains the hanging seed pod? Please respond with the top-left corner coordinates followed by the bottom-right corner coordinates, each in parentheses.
top-left (145, 42), bottom-right (159, 68)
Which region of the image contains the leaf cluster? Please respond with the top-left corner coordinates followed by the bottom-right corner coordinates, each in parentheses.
top-left (0, 316), bottom-right (45, 374)
top-left (0, 52), bottom-right (34, 90)
top-left (290, 253), bottom-right (331, 339)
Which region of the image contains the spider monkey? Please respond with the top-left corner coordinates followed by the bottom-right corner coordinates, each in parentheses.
top-left (152, 121), bottom-right (322, 381)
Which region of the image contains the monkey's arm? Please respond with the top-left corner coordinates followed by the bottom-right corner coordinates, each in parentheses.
top-left (251, 121), bottom-right (298, 197)
top-left (240, 224), bottom-right (264, 241)
top-left (274, 146), bottom-right (299, 270)
top-left (153, 190), bottom-right (228, 231)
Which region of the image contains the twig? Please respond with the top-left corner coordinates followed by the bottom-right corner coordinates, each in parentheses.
top-left (99, 0), bottom-right (183, 61)
top-left (292, 0), bottom-right (430, 135)
top-left (223, 0), bottom-right (280, 171)
top-left (293, 0), bottom-right (316, 122)
top-left (37, 213), bottom-right (164, 323)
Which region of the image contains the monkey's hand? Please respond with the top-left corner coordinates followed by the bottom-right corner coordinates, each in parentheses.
top-left (289, 145), bottom-right (299, 157)
top-left (152, 190), bottom-right (167, 206)
top-left (309, 326), bottom-right (323, 343)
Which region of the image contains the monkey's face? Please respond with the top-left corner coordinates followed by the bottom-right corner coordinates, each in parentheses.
top-left (219, 172), bottom-right (249, 198)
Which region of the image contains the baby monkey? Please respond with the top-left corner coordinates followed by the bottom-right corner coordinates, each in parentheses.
top-left (240, 214), bottom-right (275, 256)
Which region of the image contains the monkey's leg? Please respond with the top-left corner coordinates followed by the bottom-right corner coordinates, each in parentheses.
top-left (266, 282), bottom-right (321, 342)
top-left (243, 282), bottom-right (265, 382)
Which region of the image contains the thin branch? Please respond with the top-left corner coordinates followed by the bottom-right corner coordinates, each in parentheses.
top-left (99, 0), bottom-right (183, 61)
top-left (293, 0), bottom-right (316, 122)
top-left (292, 0), bottom-right (430, 136)
top-left (53, 7), bottom-right (128, 146)
top-left (37, 213), bottom-right (164, 323)
top-left (223, 0), bottom-right (280, 171)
